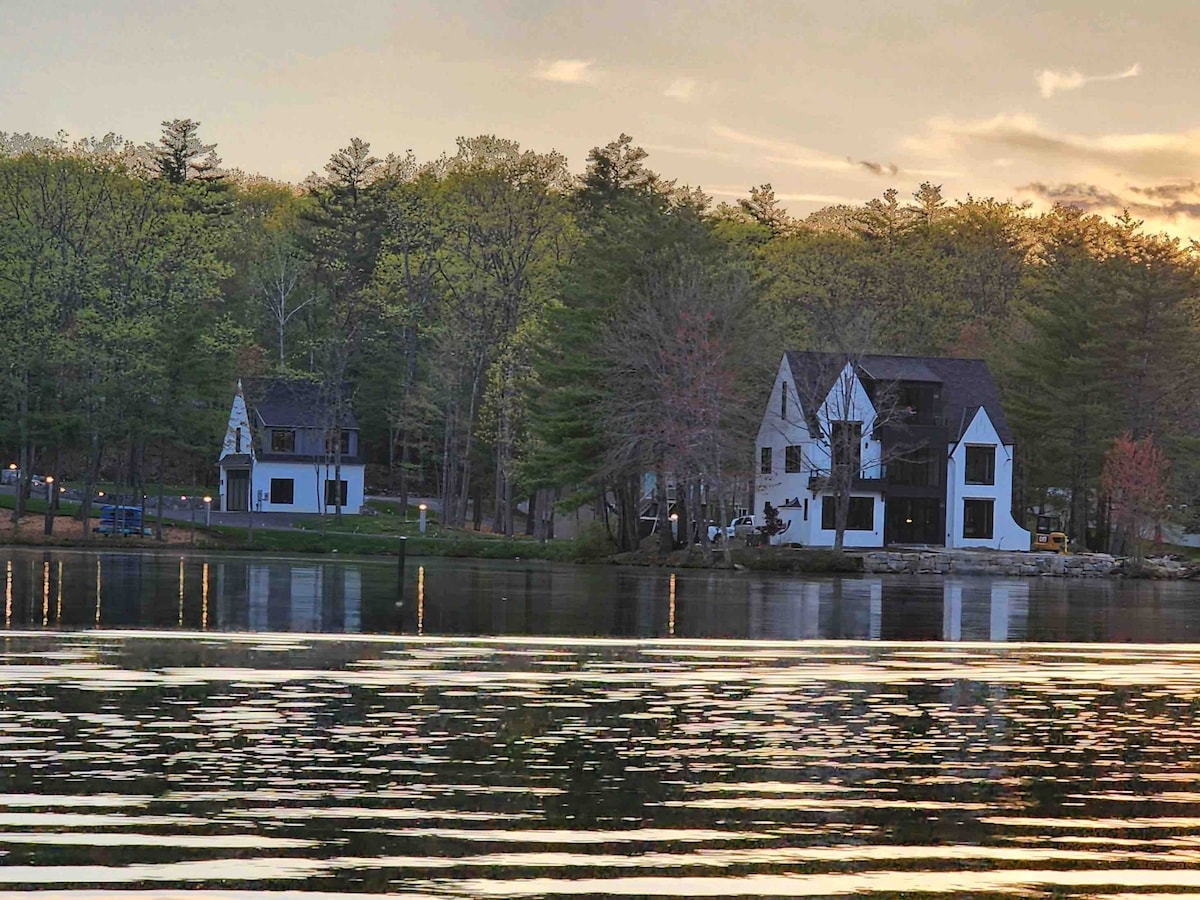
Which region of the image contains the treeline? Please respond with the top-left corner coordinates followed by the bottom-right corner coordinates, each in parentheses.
top-left (1, 122), bottom-right (1198, 549)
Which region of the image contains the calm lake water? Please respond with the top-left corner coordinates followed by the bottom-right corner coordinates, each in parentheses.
top-left (5, 549), bottom-right (1200, 895)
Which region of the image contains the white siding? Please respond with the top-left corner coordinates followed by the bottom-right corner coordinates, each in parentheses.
top-left (945, 407), bottom-right (1030, 550)
top-left (219, 460), bottom-right (366, 515)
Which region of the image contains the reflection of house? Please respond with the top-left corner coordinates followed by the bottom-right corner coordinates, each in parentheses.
top-left (755, 353), bottom-right (1030, 549)
top-left (217, 379), bottom-right (365, 514)
top-left (214, 561), bottom-right (362, 632)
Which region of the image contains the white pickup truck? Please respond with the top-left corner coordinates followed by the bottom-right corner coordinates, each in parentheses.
top-left (707, 515), bottom-right (757, 542)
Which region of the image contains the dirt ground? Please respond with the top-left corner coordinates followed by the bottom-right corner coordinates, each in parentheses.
top-left (0, 511), bottom-right (195, 545)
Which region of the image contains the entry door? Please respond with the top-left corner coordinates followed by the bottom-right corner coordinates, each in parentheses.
top-left (885, 497), bottom-right (942, 546)
top-left (226, 470), bottom-right (250, 512)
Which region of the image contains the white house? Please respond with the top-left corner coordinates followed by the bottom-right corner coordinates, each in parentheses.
top-left (754, 352), bottom-right (1030, 550)
top-left (217, 379), bottom-right (366, 515)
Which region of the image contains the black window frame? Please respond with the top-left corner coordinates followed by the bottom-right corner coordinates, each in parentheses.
top-left (964, 445), bottom-right (995, 485)
top-left (781, 383), bottom-right (788, 419)
top-left (269, 478), bottom-right (295, 505)
top-left (784, 445), bottom-right (803, 473)
top-left (963, 498), bottom-right (994, 539)
top-left (830, 420), bottom-right (862, 474)
top-left (324, 479), bottom-right (348, 507)
top-left (821, 495), bottom-right (875, 531)
top-left (271, 429), bottom-right (296, 453)
top-left (760, 446), bottom-right (773, 475)
top-left (325, 430), bottom-right (352, 456)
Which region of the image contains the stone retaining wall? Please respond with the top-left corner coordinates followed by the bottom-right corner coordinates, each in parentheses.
top-left (859, 549), bottom-right (1117, 577)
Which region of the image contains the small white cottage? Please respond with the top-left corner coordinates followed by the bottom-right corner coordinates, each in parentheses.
top-left (217, 379), bottom-right (365, 515)
top-left (755, 352), bottom-right (1030, 550)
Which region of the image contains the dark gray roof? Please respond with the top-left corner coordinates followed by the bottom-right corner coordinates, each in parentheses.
top-left (782, 351), bottom-right (1012, 444)
top-left (242, 378), bottom-right (358, 429)
top-left (218, 453), bottom-right (253, 468)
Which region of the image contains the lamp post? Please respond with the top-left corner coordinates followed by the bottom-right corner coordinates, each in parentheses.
top-left (43, 476), bottom-right (55, 536)
top-left (418, 503), bottom-right (428, 535)
top-left (203, 496), bottom-right (212, 528)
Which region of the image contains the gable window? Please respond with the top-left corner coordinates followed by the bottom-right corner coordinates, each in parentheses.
top-left (781, 383), bottom-right (788, 419)
top-left (324, 479), bottom-right (348, 508)
top-left (760, 446), bottom-right (773, 475)
top-left (269, 478), bottom-right (294, 505)
top-left (271, 429), bottom-right (296, 453)
top-left (785, 445), bottom-right (803, 473)
top-left (235, 427), bottom-right (242, 454)
top-left (821, 496), bottom-right (875, 531)
top-left (965, 445), bottom-right (996, 485)
top-left (831, 421), bottom-right (862, 474)
top-left (963, 499), bottom-right (994, 539)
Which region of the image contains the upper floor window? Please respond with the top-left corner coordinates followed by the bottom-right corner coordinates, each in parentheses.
top-left (326, 429), bottom-right (352, 456)
top-left (781, 383), bottom-right (789, 419)
top-left (785, 445), bottom-right (803, 473)
top-left (235, 427), bottom-right (242, 454)
top-left (760, 446), bottom-right (773, 475)
top-left (831, 421), bottom-right (862, 473)
top-left (965, 445), bottom-right (995, 485)
top-left (271, 429), bottom-right (296, 452)
top-left (890, 448), bottom-right (940, 487)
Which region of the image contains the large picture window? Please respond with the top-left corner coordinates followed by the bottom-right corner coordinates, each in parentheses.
top-left (325, 479), bottom-right (348, 508)
top-left (760, 446), bottom-right (773, 475)
top-left (271, 430), bottom-right (295, 452)
top-left (785, 445), bottom-right (803, 473)
top-left (963, 498), bottom-right (994, 539)
top-left (269, 478), bottom-right (295, 505)
top-left (965, 445), bottom-right (996, 485)
top-left (821, 496), bottom-right (875, 531)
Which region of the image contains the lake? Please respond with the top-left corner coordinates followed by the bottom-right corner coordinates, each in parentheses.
top-left (4, 548), bottom-right (1200, 895)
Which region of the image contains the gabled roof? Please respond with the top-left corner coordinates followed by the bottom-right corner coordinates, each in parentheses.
top-left (242, 378), bottom-right (358, 429)
top-left (782, 351), bottom-right (1012, 444)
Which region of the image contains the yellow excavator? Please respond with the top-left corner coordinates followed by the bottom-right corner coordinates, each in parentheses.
top-left (1031, 514), bottom-right (1068, 553)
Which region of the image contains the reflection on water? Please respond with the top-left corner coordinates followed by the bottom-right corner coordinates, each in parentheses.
top-left (4, 634), bottom-right (1200, 894)
top-left (3, 548), bottom-right (1200, 642)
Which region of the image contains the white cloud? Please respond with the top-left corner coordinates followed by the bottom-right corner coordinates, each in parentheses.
top-left (1036, 63), bottom-right (1140, 98)
top-left (533, 59), bottom-right (597, 84)
top-left (664, 78), bottom-right (697, 102)
top-left (707, 186), bottom-right (860, 206)
top-left (711, 123), bottom-right (857, 172)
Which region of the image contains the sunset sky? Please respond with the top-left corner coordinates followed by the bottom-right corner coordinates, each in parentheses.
top-left (4, 0), bottom-right (1199, 233)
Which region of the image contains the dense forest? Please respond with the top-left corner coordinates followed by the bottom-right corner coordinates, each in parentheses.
top-left (2, 120), bottom-right (1198, 550)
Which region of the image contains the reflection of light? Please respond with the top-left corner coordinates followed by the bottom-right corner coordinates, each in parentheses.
top-left (6, 560), bottom-right (12, 629)
top-left (201, 562), bottom-right (209, 630)
top-left (669, 572), bottom-right (676, 638)
top-left (417, 565), bottom-right (425, 636)
top-left (56, 561), bottom-right (63, 622)
top-left (42, 561), bottom-right (49, 627)
top-left (178, 557), bottom-right (185, 627)
top-left (95, 558), bottom-right (101, 625)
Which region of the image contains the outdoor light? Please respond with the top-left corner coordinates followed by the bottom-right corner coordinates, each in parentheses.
top-left (7, 463), bottom-right (14, 470)
top-left (203, 495), bottom-right (212, 527)
top-left (418, 503), bottom-right (428, 535)
top-left (97, 491), bottom-right (104, 498)
top-left (45, 476), bottom-right (53, 485)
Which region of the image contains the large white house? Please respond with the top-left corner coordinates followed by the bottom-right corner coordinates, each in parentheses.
top-left (217, 379), bottom-right (366, 515)
top-left (754, 352), bottom-right (1030, 550)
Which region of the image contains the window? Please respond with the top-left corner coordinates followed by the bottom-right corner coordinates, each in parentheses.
top-left (785, 445), bottom-right (803, 473)
top-left (963, 499), bottom-right (994, 539)
top-left (269, 478), bottom-right (295, 505)
top-left (325, 479), bottom-right (348, 507)
top-left (830, 421), bottom-right (862, 473)
top-left (781, 383), bottom-right (788, 419)
top-left (890, 448), bottom-right (940, 487)
top-left (326, 430), bottom-right (352, 455)
top-left (965, 445), bottom-right (995, 485)
top-left (235, 427), bottom-right (242, 454)
top-left (821, 496), bottom-right (874, 531)
top-left (271, 430), bottom-right (296, 452)
top-left (760, 446), bottom-right (773, 475)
